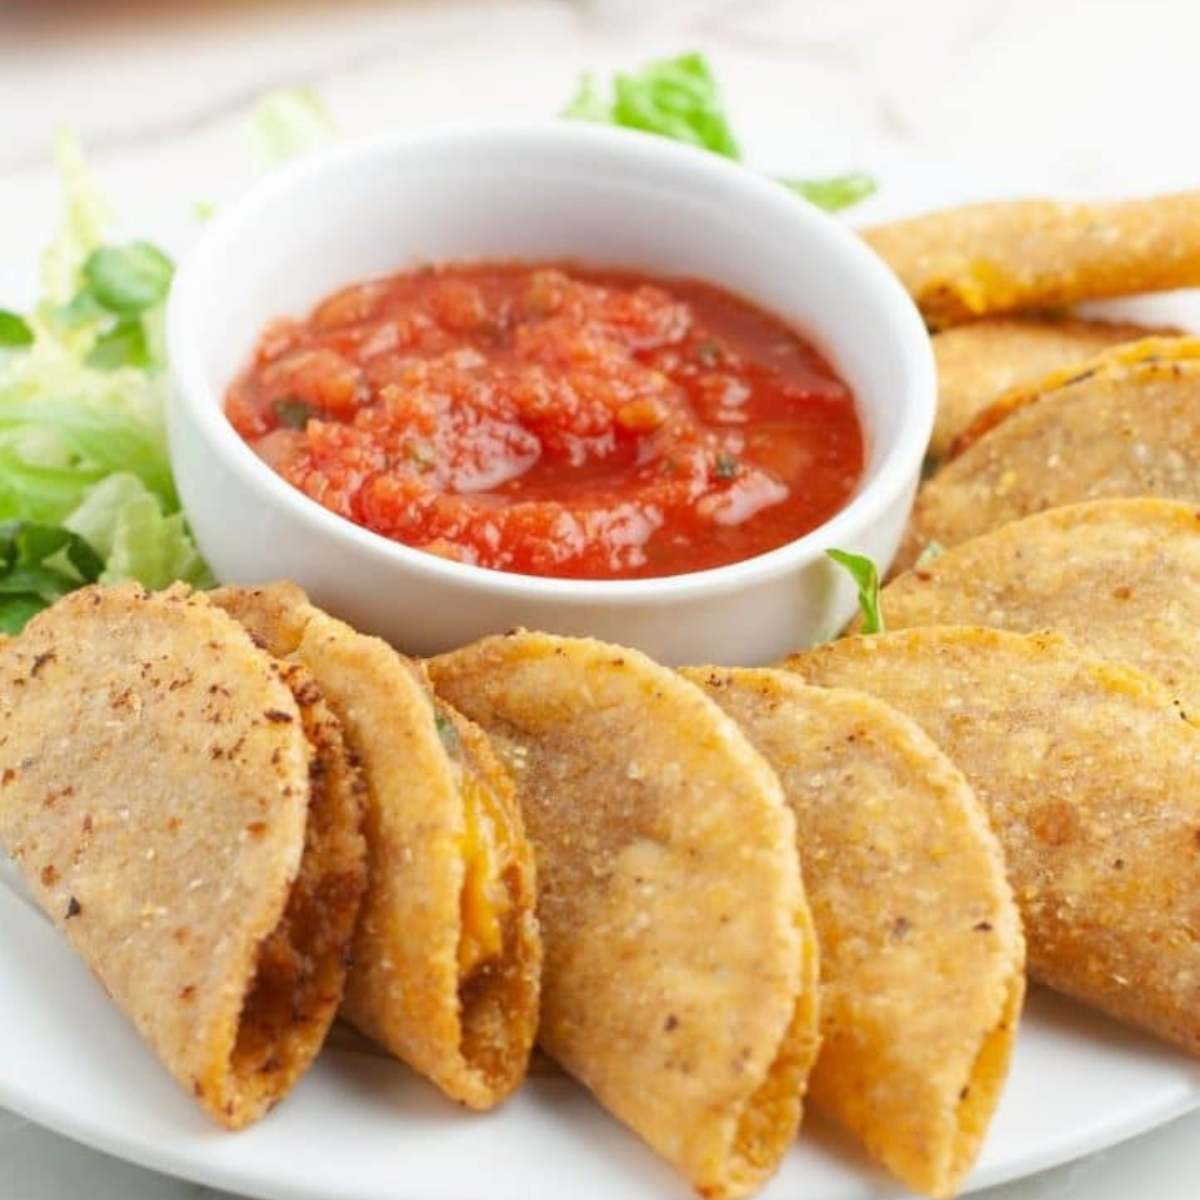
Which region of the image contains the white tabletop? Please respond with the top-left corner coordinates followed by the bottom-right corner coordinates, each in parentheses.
top-left (2, 1), bottom-right (1199, 1196)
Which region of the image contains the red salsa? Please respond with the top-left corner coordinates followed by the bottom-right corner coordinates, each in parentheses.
top-left (226, 263), bottom-right (863, 579)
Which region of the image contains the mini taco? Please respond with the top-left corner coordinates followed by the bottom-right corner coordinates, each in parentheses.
top-left (211, 583), bottom-right (540, 1110)
top-left (899, 338), bottom-right (1200, 569)
top-left (864, 193), bottom-right (1200, 328)
top-left (429, 632), bottom-right (820, 1200)
top-left (883, 497), bottom-right (1200, 714)
top-left (0, 583), bottom-right (367, 1128)
top-left (682, 667), bottom-right (1024, 1198)
top-left (784, 625), bottom-right (1200, 1053)
top-left (928, 316), bottom-right (1170, 463)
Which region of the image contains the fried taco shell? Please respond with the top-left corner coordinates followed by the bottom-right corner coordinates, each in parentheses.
top-left (947, 335), bottom-right (1200, 457)
top-left (883, 497), bottom-right (1200, 714)
top-left (0, 584), bottom-right (367, 1128)
top-left (928, 317), bottom-right (1172, 463)
top-left (864, 192), bottom-right (1200, 328)
top-left (899, 339), bottom-right (1200, 568)
top-left (429, 633), bottom-right (820, 1200)
top-left (212, 583), bottom-right (540, 1109)
top-left (682, 668), bottom-right (1024, 1198)
top-left (784, 625), bottom-right (1200, 1053)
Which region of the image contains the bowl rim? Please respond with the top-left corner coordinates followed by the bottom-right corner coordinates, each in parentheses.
top-left (167, 119), bottom-right (935, 605)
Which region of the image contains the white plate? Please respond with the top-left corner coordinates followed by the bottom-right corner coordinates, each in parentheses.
top-left (3, 855), bottom-right (1200, 1200)
top-left (3, 153), bottom-right (1200, 1200)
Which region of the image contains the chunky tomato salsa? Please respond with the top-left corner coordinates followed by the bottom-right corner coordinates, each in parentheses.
top-left (226, 263), bottom-right (863, 579)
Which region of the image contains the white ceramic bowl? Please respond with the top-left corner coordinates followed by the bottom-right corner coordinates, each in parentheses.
top-left (167, 122), bottom-right (933, 665)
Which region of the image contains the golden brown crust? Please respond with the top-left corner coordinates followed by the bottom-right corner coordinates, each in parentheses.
top-left (883, 497), bottom-right (1200, 715)
top-left (784, 626), bottom-right (1200, 1054)
top-left (211, 583), bottom-right (540, 1109)
top-left (864, 193), bottom-right (1200, 328)
top-left (0, 583), bottom-right (364, 1128)
top-left (208, 582), bottom-right (312, 657)
top-left (685, 667), bottom-right (1024, 1198)
top-left (928, 317), bottom-right (1172, 463)
top-left (946, 335), bottom-right (1200, 458)
top-left (430, 633), bottom-right (819, 1200)
top-left (899, 337), bottom-right (1200, 571)
top-left (228, 658), bottom-right (368, 1121)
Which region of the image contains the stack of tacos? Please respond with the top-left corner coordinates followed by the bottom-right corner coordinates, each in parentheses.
top-left (0, 582), bottom-right (542, 1125)
top-left (1, 583), bottom-right (1041, 1199)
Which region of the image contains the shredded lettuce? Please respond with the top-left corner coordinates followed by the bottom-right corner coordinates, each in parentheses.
top-left (0, 134), bottom-right (210, 630)
top-left (563, 52), bottom-right (876, 212)
top-left (565, 53), bottom-right (741, 159)
top-left (39, 131), bottom-right (110, 310)
top-left (827, 548), bottom-right (884, 634)
top-left (65, 473), bottom-right (212, 589)
top-left (780, 172), bottom-right (878, 213)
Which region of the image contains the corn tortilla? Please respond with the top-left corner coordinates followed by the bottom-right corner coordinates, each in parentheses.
top-left (682, 667), bottom-right (1024, 1199)
top-left (948, 335), bottom-right (1200, 456)
top-left (784, 625), bottom-right (1200, 1053)
top-left (884, 498), bottom-right (1200, 715)
top-left (864, 192), bottom-right (1200, 329)
top-left (928, 317), bottom-right (1171, 463)
top-left (429, 633), bottom-right (820, 1200)
top-left (212, 583), bottom-right (541, 1110)
top-left (898, 339), bottom-right (1200, 570)
top-left (0, 584), bottom-right (366, 1128)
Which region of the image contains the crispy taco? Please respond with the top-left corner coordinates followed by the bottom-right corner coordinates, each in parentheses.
top-left (946, 335), bottom-right (1200, 458)
top-left (0, 583), bottom-right (367, 1128)
top-left (864, 193), bottom-right (1200, 328)
top-left (883, 497), bottom-right (1200, 714)
top-left (784, 625), bottom-right (1200, 1053)
top-left (928, 316), bottom-right (1170, 462)
top-left (211, 583), bottom-right (540, 1110)
top-left (683, 667), bottom-right (1023, 1198)
top-left (429, 632), bottom-right (820, 1200)
top-left (899, 339), bottom-right (1200, 567)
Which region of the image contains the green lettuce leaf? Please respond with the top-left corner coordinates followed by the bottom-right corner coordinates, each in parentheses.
top-left (0, 595), bottom-right (47, 634)
top-left (780, 172), bottom-right (878, 212)
top-left (565, 52), bottom-right (740, 158)
top-left (82, 242), bottom-right (173, 314)
top-left (0, 311), bottom-right (33, 349)
top-left (0, 518), bottom-right (104, 632)
top-left (561, 73), bottom-right (612, 122)
top-left (66, 474), bottom-right (212, 590)
top-left (562, 53), bottom-right (875, 211)
top-left (0, 391), bottom-right (176, 519)
top-left (613, 52), bottom-right (741, 158)
top-left (827, 548), bottom-right (884, 634)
